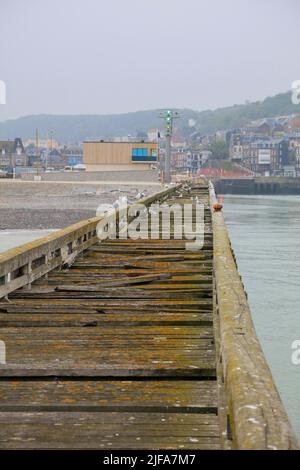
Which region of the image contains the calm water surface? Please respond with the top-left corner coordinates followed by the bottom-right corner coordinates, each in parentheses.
top-left (223, 195), bottom-right (300, 439)
top-left (0, 230), bottom-right (57, 253)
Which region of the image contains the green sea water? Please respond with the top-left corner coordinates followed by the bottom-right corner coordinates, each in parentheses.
top-left (223, 194), bottom-right (300, 439)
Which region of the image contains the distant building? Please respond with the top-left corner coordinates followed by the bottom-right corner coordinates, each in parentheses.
top-left (200, 150), bottom-right (212, 164)
top-left (0, 138), bottom-right (27, 169)
top-left (83, 141), bottom-right (158, 171)
top-left (246, 138), bottom-right (289, 175)
top-left (255, 121), bottom-right (272, 136)
top-left (41, 149), bottom-right (64, 168)
top-left (229, 130), bottom-right (291, 175)
top-left (186, 153), bottom-right (203, 173)
top-left (288, 115), bottom-right (300, 132)
top-left (171, 130), bottom-right (187, 149)
top-left (171, 148), bottom-right (189, 171)
top-left (24, 138), bottom-right (60, 149)
top-left (172, 148), bottom-right (211, 173)
top-left (290, 136), bottom-right (300, 176)
top-left (229, 134), bottom-right (244, 161)
top-left (61, 146), bottom-right (83, 167)
top-left (283, 165), bottom-right (296, 177)
top-left (250, 118), bottom-right (284, 137)
top-left (66, 153), bottom-right (83, 166)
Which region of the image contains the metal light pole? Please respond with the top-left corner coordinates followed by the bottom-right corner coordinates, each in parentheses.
top-left (165, 132), bottom-right (171, 183)
top-left (158, 110), bottom-right (179, 184)
top-left (36, 128), bottom-right (40, 176)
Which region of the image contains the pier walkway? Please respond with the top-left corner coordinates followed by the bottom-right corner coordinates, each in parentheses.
top-left (0, 182), bottom-right (297, 449)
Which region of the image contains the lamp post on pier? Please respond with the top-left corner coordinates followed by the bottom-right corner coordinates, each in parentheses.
top-left (158, 110), bottom-right (179, 184)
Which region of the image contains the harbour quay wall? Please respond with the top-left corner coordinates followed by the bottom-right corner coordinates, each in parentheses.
top-left (213, 177), bottom-right (300, 195)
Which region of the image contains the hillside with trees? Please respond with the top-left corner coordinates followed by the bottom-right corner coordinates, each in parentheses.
top-left (0, 91), bottom-right (298, 142)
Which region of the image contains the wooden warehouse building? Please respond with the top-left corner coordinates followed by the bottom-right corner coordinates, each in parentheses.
top-left (83, 141), bottom-right (159, 171)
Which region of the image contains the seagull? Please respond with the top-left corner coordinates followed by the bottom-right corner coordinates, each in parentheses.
top-left (135, 190), bottom-right (146, 200)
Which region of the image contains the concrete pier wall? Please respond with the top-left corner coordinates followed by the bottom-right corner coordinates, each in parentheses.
top-left (213, 177), bottom-right (300, 195)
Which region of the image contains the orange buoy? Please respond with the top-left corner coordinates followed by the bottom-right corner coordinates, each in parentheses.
top-left (214, 194), bottom-right (223, 211)
top-left (213, 202), bottom-right (223, 212)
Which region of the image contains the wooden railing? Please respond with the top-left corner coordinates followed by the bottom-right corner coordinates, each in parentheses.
top-left (0, 185), bottom-right (178, 299)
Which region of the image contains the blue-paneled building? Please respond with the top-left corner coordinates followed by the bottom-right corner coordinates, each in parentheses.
top-left (83, 141), bottom-right (158, 170)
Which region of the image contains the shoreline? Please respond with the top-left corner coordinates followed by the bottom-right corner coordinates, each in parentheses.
top-left (0, 180), bottom-right (161, 230)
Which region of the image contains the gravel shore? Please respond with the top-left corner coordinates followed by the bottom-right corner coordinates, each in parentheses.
top-left (0, 181), bottom-right (161, 230)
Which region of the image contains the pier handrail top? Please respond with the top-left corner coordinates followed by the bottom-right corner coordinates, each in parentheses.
top-left (0, 216), bottom-right (101, 264)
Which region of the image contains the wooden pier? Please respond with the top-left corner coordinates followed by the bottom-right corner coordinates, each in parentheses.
top-left (0, 182), bottom-right (297, 449)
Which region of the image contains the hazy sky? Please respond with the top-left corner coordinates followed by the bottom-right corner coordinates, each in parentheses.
top-left (0, 0), bottom-right (299, 120)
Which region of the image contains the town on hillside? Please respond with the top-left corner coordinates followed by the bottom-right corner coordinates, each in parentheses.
top-left (1, 113), bottom-right (300, 180)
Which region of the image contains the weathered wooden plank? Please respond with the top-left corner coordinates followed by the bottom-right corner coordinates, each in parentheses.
top-left (0, 312), bottom-right (213, 327)
top-left (0, 361), bottom-right (216, 378)
top-left (52, 283), bottom-right (212, 292)
top-left (0, 380), bottom-right (218, 409)
top-left (10, 289), bottom-right (212, 299)
top-left (35, 275), bottom-right (213, 284)
top-left (0, 411), bottom-right (217, 425)
top-left (35, 273), bottom-right (213, 283)
top-left (0, 325), bottom-right (214, 337)
top-left (0, 304), bottom-right (213, 312)
top-left (55, 273), bottom-right (172, 289)
top-left (0, 303), bottom-right (213, 313)
top-left (0, 325), bottom-right (216, 376)
top-left (0, 412), bottom-right (220, 449)
top-left (67, 264), bottom-right (213, 272)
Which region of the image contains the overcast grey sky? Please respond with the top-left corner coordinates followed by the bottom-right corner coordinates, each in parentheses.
top-left (0, 0), bottom-right (299, 121)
